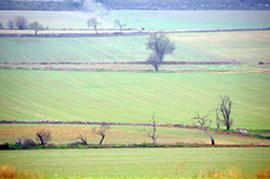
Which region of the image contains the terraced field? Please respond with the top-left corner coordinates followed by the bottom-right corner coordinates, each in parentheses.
top-left (0, 70), bottom-right (269, 129)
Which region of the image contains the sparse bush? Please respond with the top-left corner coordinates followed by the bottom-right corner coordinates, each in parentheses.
top-left (69, 141), bottom-right (79, 147)
top-left (14, 137), bottom-right (36, 149)
top-left (35, 128), bottom-right (52, 145)
top-left (14, 16), bottom-right (28, 30)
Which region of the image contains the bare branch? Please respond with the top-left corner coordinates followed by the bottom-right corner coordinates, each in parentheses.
top-left (140, 112), bottom-right (157, 144)
top-left (192, 110), bottom-right (220, 145)
top-left (92, 123), bottom-right (110, 144)
top-left (218, 95), bottom-right (233, 133)
top-left (74, 129), bottom-right (87, 145)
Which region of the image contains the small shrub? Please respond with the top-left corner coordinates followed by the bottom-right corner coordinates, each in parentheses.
top-left (21, 138), bottom-right (36, 148)
top-left (13, 138), bottom-right (35, 149)
top-left (69, 142), bottom-right (78, 148)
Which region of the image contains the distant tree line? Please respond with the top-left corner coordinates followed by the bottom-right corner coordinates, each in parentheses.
top-left (97, 0), bottom-right (270, 10)
top-left (0, 0), bottom-right (85, 11)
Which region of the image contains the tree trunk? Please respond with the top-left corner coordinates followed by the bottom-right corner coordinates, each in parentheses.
top-left (211, 138), bottom-right (215, 145)
top-left (226, 126), bottom-right (230, 134)
top-left (154, 64), bottom-right (158, 71)
top-left (99, 135), bottom-right (105, 144)
top-left (94, 26), bottom-right (97, 34)
top-left (36, 133), bottom-right (44, 145)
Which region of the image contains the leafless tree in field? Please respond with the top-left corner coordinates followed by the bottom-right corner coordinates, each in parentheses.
top-left (219, 95), bottom-right (233, 133)
top-left (193, 109), bottom-right (220, 145)
top-left (140, 112), bottom-right (158, 144)
top-left (114, 19), bottom-right (126, 33)
top-left (87, 18), bottom-right (102, 34)
top-left (14, 16), bottom-right (28, 30)
top-left (73, 129), bottom-right (88, 145)
top-left (92, 123), bottom-right (110, 144)
top-left (0, 21), bottom-right (3, 29)
top-left (36, 128), bottom-right (52, 145)
top-left (7, 20), bottom-right (15, 29)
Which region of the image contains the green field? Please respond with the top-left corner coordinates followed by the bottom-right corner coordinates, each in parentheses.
top-left (0, 70), bottom-right (269, 129)
top-left (0, 31), bottom-right (269, 67)
top-left (0, 148), bottom-right (269, 177)
top-left (1, 10), bottom-right (270, 30)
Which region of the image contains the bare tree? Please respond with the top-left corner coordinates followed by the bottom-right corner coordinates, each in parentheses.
top-left (87, 18), bottom-right (101, 34)
top-left (219, 95), bottom-right (233, 133)
top-left (0, 21), bottom-right (3, 29)
top-left (141, 112), bottom-right (158, 144)
top-left (35, 128), bottom-right (52, 145)
top-left (14, 16), bottom-right (28, 30)
top-left (92, 123), bottom-right (110, 144)
top-left (29, 21), bottom-right (44, 35)
top-left (7, 20), bottom-right (14, 29)
top-left (114, 19), bottom-right (126, 33)
top-left (193, 110), bottom-right (220, 145)
top-left (146, 33), bottom-right (176, 71)
top-left (74, 129), bottom-right (88, 145)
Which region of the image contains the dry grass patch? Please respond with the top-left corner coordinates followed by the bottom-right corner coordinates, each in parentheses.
top-left (0, 164), bottom-right (45, 178)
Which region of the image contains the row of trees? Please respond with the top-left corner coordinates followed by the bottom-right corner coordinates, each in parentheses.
top-left (1, 16), bottom-right (126, 35)
top-left (14, 95), bottom-right (232, 147)
top-left (0, 16), bottom-right (45, 35)
top-left (87, 18), bottom-right (126, 34)
top-left (77, 95), bottom-right (233, 146)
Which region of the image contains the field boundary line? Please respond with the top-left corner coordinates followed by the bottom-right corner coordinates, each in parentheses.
top-left (0, 28), bottom-right (269, 38)
top-left (0, 61), bottom-right (240, 65)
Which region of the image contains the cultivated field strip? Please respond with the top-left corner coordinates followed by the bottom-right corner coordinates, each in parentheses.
top-left (0, 148), bottom-right (269, 177)
top-left (0, 70), bottom-right (269, 129)
top-left (1, 124), bottom-right (270, 145)
top-left (0, 31), bottom-right (269, 69)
